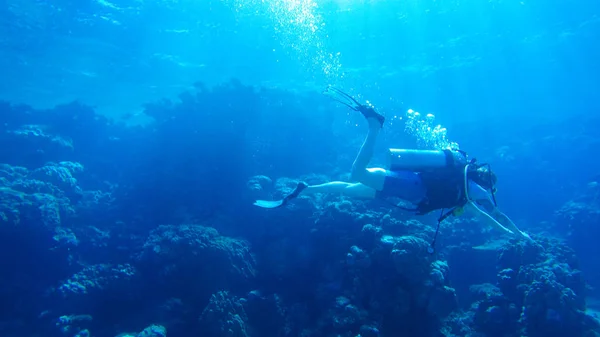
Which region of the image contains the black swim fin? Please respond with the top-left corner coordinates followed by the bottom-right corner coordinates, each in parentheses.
top-left (253, 182), bottom-right (308, 209)
top-left (323, 86), bottom-right (362, 110)
top-left (323, 86), bottom-right (385, 127)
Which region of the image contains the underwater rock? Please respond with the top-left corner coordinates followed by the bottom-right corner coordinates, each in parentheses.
top-left (136, 324), bottom-right (167, 337)
top-left (246, 175), bottom-right (273, 192)
top-left (8, 124), bottom-right (74, 149)
top-left (469, 283), bottom-right (519, 336)
top-left (430, 260), bottom-right (450, 286)
top-left (361, 224), bottom-right (383, 238)
top-left (380, 215), bottom-right (431, 239)
top-left (313, 197), bottom-right (379, 232)
top-left (28, 162), bottom-right (84, 197)
top-left (199, 291), bottom-right (249, 337)
top-left (74, 329), bottom-right (90, 337)
top-left (387, 235), bottom-right (433, 286)
top-left (0, 162), bottom-right (89, 229)
top-left (357, 224), bottom-right (384, 251)
top-left (555, 199), bottom-right (600, 296)
top-left (0, 186), bottom-right (71, 229)
top-left (427, 286), bottom-right (459, 319)
top-left (53, 227), bottom-right (80, 249)
top-left (328, 299), bottom-right (368, 334)
top-left (440, 311), bottom-right (478, 337)
top-left (139, 224), bottom-right (256, 278)
top-left (55, 314), bottom-right (93, 337)
top-left (469, 283), bottom-right (503, 301)
top-left (55, 264), bottom-right (136, 300)
top-left (0, 119), bottom-right (74, 169)
top-left (114, 324), bottom-right (167, 337)
top-left (555, 201), bottom-right (600, 235)
top-left (347, 245), bottom-right (371, 269)
top-left (137, 224), bottom-right (256, 301)
top-left (241, 291), bottom-right (287, 337)
top-left (497, 238), bottom-right (545, 276)
top-left (359, 324), bottom-right (381, 337)
top-left (338, 234), bottom-right (458, 335)
top-left (520, 271), bottom-right (597, 337)
top-left (460, 237), bottom-right (600, 337)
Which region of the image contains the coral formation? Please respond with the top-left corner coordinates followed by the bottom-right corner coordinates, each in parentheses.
top-left (0, 82), bottom-right (598, 337)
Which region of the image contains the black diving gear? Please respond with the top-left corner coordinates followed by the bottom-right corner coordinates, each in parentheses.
top-left (385, 149), bottom-right (470, 215)
top-left (427, 159), bottom-right (498, 253)
top-left (381, 148), bottom-right (498, 253)
top-left (384, 149), bottom-right (497, 214)
top-left (322, 86), bottom-right (385, 126)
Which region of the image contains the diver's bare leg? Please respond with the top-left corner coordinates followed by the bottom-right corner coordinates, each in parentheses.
top-left (254, 114), bottom-right (386, 209)
top-left (301, 182), bottom-right (376, 199)
top-left (351, 118), bottom-right (386, 191)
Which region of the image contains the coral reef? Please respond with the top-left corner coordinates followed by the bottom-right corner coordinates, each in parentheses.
top-left (0, 82), bottom-right (599, 337)
top-left (137, 224), bottom-right (256, 288)
top-left (444, 237), bottom-right (600, 337)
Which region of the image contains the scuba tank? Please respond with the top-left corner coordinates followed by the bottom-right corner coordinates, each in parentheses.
top-left (388, 149), bottom-right (467, 172)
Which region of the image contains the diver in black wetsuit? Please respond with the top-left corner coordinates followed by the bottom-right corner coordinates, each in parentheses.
top-left (254, 86), bottom-right (533, 244)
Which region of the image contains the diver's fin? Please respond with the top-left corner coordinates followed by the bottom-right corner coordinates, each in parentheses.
top-left (322, 86), bottom-right (361, 110)
top-left (323, 86), bottom-right (385, 127)
top-left (253, 182), bottom-right (308, 209)
top-left (254, 199), bottom-right (284, 209)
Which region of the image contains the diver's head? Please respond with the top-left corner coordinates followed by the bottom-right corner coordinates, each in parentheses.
top-left (469, 165), bottom-right (497, 191)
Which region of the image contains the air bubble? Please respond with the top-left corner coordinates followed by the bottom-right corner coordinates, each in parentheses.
top-left (231, 0), bottom-right (341, 81)
top-left (404, 109), bottom-right (459, 150)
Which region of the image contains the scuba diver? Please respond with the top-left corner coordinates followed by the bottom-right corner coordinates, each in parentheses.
top-left (254, 86), bottom-right (533, 248)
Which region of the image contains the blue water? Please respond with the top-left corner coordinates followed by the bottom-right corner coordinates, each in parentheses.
top-left (1, 0), bottom-right (599, 336)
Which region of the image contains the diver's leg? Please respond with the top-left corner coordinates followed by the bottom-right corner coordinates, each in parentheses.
top-left (351, 118), bottom-right (386, 191)
top-left (253, 181), bottom-right (376, 208)
top-left (301, 182), bottom-right (376, 199)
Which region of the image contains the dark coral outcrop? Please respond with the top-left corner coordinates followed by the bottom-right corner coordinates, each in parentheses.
top-left (137, 224), bottom-right (256, 301)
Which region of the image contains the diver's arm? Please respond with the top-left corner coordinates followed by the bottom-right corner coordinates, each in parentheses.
top-left (490, 207), bottom-right (534, 242)
top-left (466, 181), bottom-right (532, 241)
top-left (469, 198), bottom-right (533, 241)
top-left (464, 202), bottom-right (516, 236)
